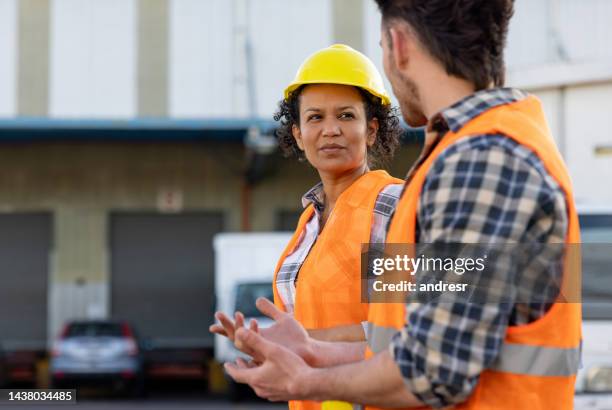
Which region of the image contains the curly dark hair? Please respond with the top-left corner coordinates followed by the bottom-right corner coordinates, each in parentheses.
top-left (273, 85), bottom-right (402, 169)
top-left (375, 0), bottom-right (514, 90)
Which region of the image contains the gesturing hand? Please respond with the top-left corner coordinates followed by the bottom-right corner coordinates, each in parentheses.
top-left (210, 310), bottom-right (259, 342)
top-left (252, 298), bottom-right (317, 366)
top-left (225, 327), bottom-right (316, 402)
top-left (210, 298), bottom-right (317, 366)
top-left (210, 309), bottom-right (263, 362)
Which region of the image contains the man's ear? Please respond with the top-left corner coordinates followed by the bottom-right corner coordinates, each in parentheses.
top-left (292, 124), bottom-right (304, 151)
top-left (366, 117), bottom-right (379, 147)
top-left (389, 24), bottom-right (412, 71)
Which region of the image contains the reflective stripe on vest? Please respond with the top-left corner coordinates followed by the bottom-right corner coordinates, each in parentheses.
top-left (366, 323), bottom-right (398, 354)
top-left (490, 342), bottom-right (581, 377)
top-left (367, 324), bottom-right (580, 376)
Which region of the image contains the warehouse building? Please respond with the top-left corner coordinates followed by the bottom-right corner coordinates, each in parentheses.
top-left (0, 0), bottom-right (610, 383)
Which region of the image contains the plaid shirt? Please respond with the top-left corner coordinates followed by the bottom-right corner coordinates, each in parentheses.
top-left (390, 88), bottom-right (569, 408)
top-left (275, 176), bottom-right (403, 314)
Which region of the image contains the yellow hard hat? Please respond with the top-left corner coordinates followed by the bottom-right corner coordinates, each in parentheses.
top-left (284, 44), bottom-right (391, 106)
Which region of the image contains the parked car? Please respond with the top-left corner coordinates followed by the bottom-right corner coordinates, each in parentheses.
top-left (50, 320), bottom-right (145, 396)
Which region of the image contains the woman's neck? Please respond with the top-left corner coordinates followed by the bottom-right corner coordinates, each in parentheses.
top-left (318, 163), bottom-right (369, 224)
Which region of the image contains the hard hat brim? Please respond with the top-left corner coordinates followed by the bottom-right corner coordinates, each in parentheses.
top-left (284, 80), bottom-right (391, 106)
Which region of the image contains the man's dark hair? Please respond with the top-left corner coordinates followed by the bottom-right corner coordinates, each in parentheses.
top-left (375, 0), bottom-right (514, 90)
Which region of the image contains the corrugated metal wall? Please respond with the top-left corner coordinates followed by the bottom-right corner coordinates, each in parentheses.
top-left (504, 1), bottom-right (612, 206)
top-left (2, 0), bottom-right (612, 120)
top-left (0, 0), bottom-right (340, 120)
top-left (507, 0), bottom-right (612, 69)
top-left (49, 0), bottom-right (136, 118)
top-left (0, 0), bottom-right (17, 117)
top-left (110, 213), bottom-right (224, 348)
top-left (0, 213), bottom-right (51, 351)
top-left (169, 0), bottom-right (334, 119)
top-left (563, 83), bottom-right (612, 204)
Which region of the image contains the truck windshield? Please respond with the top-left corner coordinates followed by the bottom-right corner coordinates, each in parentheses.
top-left (235, 283), bottom-right (274, 318)
top-left (580, 214), bottom-right (612, 320)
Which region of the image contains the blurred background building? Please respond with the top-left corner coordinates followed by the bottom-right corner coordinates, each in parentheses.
top-left (0, 0), bottom-right (610, 391)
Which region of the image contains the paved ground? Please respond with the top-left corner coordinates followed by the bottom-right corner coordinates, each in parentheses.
top-left (0, 382), bottom-right (287, 410)
top-left (1, 391), bottom-right (287, 410)
top-left (1, 399), bottom-right (286, 410)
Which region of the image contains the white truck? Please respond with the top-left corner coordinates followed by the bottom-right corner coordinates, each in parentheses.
top-left (574, 206), bottom-right (612, 409)
top-left (212, 232), bottom-right (293, 398)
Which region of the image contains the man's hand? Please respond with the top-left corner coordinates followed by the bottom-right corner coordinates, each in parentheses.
top-left (225, 327), bottom-right (317, 402)
top-left (227, 327), bottom-right (422, 407)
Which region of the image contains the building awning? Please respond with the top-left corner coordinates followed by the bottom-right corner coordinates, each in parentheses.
top-left (0, 117), bottom-right (423, 144)
top-left (0, 118), bottom-right (277, 142)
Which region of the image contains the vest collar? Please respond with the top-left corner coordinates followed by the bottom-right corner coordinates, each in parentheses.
top-left (429, 87), bottom-right (528, 134)
top-left (301, 170), bottom-right (390, 212)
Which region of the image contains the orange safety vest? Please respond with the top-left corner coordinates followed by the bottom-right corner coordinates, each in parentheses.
top-left (366, 95), bottom-right (581, 409)
top-left (273, 170), bottom-right (403, 410)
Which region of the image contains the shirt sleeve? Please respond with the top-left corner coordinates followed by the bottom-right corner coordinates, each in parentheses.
top-left (390, 135), bottom-right (567, 408)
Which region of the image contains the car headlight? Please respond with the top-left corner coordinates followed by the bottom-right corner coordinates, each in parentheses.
top-left (585, 366), bottom-right (612, 393)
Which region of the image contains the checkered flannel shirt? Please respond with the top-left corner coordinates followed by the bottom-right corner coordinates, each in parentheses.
top-left (275, 177), bottom-right (403, 314)
top-left (390, 88), bottom-right (569, 408)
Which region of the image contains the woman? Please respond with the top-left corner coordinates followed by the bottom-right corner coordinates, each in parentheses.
top-left (211, 44), bottom-right (404, 409)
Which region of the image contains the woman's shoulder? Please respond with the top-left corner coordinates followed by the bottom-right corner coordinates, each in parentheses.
top-left (339, 170), bottom-right (404, 210)
top-left (367, 169), bottom-right (404, 186)
top-left (368, 171), bottom-right (404, 213)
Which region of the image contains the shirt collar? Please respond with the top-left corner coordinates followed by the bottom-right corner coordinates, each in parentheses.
top-left (427, 87), bottom-right (528, 134)
top-left (403, 88), bottom-right (528, 183)
top-left (301, 182), bottom-right (326, 213)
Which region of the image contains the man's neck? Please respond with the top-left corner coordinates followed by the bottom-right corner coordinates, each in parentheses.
top-left (419, 73), bottom-right (478, 121)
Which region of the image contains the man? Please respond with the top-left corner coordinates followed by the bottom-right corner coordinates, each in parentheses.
top-left (222, 0), bottom-right (581, 408)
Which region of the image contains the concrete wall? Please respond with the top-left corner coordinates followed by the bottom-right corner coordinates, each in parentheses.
top-left (506, 0), bottom-right (612, 70)
top-left (562, 82), bottom-right (612, 205)
top-left (17, 0), bottom-right (49, 117)
top-left (5, 0), bottom-right (612, 121)
top-left (1, 0), bottom-right (375, 120)
top-left (506, 80), bottom-right (612, 207)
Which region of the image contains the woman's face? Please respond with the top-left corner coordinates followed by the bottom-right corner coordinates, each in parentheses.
top-left (292, 84), bottom-right (378, 177)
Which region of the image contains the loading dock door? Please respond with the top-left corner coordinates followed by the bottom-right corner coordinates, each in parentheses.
top-left (0, 213), bottom-right (51, 351)
top-left (110, 213), bottom-right (223, 348)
